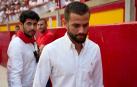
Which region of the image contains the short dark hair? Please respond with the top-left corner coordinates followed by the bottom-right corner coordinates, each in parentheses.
top-left (64, 1), bottom-right (90, 22)
top-left (19, 10), bottom-right (40, 24)
top-left (39, 18), bottom-right (47, 24)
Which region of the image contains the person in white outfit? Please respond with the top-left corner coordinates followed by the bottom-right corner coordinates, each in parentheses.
top-left (7, 10), bottom-right (40, 87)
top-left (33, 1), bottom-right (104, 87)
top-left (11, 25), bottom-right (20, 39)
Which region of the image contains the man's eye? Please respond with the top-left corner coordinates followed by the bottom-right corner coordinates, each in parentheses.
top-left (83, 23), bottom-right (89, 28)
top-left (27, 22), bottom-right (32, 26)
top-left (73, 24), bottom-right (80, 28)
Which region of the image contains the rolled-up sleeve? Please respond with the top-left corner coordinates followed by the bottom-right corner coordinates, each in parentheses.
top-left (33, 46), bottom-right (51, 87)
top-left (7, 41), bottom-right (23, 87)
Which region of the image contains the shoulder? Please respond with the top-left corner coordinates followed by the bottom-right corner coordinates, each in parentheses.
top-left (9, 37), bottom-right (25, 47)
top-left (86, 39), bottom-right (101, 61)
top-left (43, 36), bottom-right (65, 51)
top-left (86, 39), bottom-right (100, 50)
top-left (8, 37), bottom-right (24, 54)
top-left (47, 31), bottom-right (54, 36)
top-left (11, 34), bottom-right (16, 39)
top-left (43, 31), bottom-right (55, 39)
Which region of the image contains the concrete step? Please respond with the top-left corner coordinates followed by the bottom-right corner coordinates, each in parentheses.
top-left (0, 65), bottom-right (8, 87)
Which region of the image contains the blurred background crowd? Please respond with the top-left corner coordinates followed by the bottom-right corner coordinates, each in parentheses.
top-left (0, 0), bottom-right (74, 24)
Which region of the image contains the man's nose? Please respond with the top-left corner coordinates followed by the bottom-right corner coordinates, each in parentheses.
top-left (30, 25), bottom-right (35, 29)
top-left (78, 26), bottom-right (85, 33)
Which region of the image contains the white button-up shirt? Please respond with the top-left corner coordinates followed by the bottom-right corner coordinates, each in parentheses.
top-left (33, 33), bottom-right (104, 87)
top-left (7, 37), bottom-right (37, 87)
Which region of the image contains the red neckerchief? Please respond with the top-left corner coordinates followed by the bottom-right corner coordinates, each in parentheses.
top-left (17, 30), bottom-right (35, 44)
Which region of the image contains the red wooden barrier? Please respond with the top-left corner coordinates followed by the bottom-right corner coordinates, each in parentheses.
top-left (0, 32), bottom-right (13, 66)
top-left (89, 23), bottom-right (137, 87)
top-left (0, 23), bottom-right (137, 87)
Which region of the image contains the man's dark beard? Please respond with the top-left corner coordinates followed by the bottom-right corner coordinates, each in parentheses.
top-left (24, 30), bottom-right (35, 38)
top-left (23, 26), bottom-right (35, 38)
top-left (67, 32), bottom-right (87, 44)
top-left (40, 29), bottom-right (46, 33)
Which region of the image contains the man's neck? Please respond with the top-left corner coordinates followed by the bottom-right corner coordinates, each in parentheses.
top-left (40, 29), bottom-right (47, 34)
top-left (73, 41), bottom-right (83, 55)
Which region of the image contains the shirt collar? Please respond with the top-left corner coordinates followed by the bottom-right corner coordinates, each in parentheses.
top-left (17, 30), bottom-right (35, 44)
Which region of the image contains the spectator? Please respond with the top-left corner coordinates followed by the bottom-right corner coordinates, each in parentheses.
top-left (11, 25), bottom-right (20, 39)
top-left (48, 0), bottom-right (57, 12)
top-left (33, 2), bottom-right (104, 87)
top-left (36, 18), bottom-right (55, 87)
top-left (7, 10), bottom-right (40, 87)
top-left (36, 18), bottom-right (55, 54)
top-left (0, 9), bottom-right (4, 23)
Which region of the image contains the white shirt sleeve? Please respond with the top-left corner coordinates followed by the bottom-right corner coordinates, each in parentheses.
top-left (33, 46), bottom-right (51, 87)
top-left (7, 40), bottom-right (23, 87)
top-left (92, 46), bottom-right (104, 87)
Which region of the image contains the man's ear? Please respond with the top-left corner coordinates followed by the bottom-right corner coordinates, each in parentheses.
top-left (19, 22), bottom-right (24, 31)
top-left (64, 20), bottom-right (69, 27)
top-left (19, 22), bottom-right (23, 26)
top-left (46, 21), bottom-right (48, 27)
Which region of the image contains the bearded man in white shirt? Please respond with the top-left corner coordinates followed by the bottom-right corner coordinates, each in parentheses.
top-left (7, 10), bottom-right (40, 87)
top-left (33, 1), bottom-right (104, 87)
